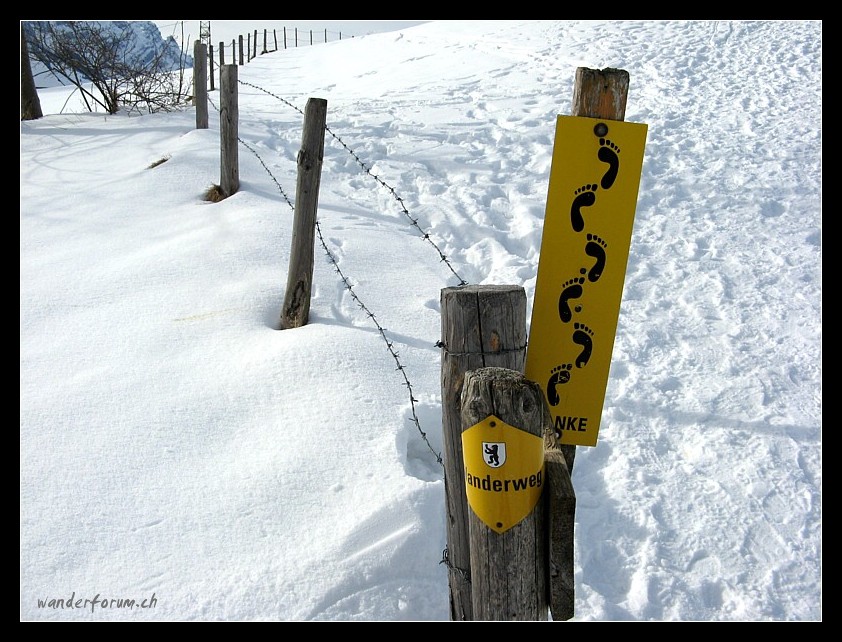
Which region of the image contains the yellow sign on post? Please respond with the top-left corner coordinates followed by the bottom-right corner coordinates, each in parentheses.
top-left (525, 116), bottom-right (647, 447)
top-left (462, 415), bottom-right (545, 534)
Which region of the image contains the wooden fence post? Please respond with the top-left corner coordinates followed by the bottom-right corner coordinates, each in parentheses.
top-left (558, 66), bottom-right (630, 474)
top-left (440, 284), bottom-right (527, 620)
top-left (208, 44), bottom-right (215, 92)
top-left (238, 35), bottom-right (244, 65)
top-left (545, 432), bottom-right (575, 620)
top-left (219, 64), bottom-right (239, 197)
top-left (193, 41), bottom-right (208, 130)
top-left (572, 66), bottom-right (629, 121)
top-left (280, 97), bottom-right (328, 330)
top-left (461, 367), bottom-right (549, 621)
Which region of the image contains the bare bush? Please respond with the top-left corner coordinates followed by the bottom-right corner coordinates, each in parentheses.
top-left (24, 21), bottom-right (192, 115)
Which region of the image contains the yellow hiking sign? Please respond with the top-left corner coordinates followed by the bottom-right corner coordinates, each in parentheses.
top-left (525, 116), bottom-right (647, 447)
top-left (462, 415), bottom-right (545, 534)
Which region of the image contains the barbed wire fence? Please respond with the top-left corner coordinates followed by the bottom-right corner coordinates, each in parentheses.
top-left (208, 82), bottom-right (468, 472)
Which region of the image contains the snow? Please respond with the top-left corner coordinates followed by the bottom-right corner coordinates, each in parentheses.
top-left (20, 19), bottom-right (821, 621)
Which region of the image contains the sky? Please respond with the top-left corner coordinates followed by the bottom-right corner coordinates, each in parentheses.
top-left (20, 20), bottom-right (821, 621)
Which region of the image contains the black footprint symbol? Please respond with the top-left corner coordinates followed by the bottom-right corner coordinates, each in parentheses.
top-left (598, 138), bottom-right (621, 189)
top-left (547, 364), bottom-right (573, 406)
top-left (570, 184), bottom-right (597, 232)
top-left (573, 322), bottom-right (595, 368)
top-left (558, 277), bottom-right (585, 323)
top-left (585, 233), bottom-right (608, 282)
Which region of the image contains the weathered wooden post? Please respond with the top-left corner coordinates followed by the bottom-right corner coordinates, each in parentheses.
top-left (193, 40), bottom-right (208, 130)
top-left (280, 98), bottom-right (328, 330)
top-left (572, 67), bottom-right (629, 121)
top-left (238, 35), bottom-right (244, 65)
top-left (218, 42), bottom-right (225, 90)
top-left (219, 64), bottom-right (239, 197)
top-left (461, 367), bottom-right (549, 620)
top-left (440, 284), bottom-right (527, 620)
top-left (208, 44), bottom-right (215, 92)
top-left (545, 432), bottom-right (575, 620)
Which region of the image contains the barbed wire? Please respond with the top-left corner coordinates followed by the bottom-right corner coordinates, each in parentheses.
top-left (238, 80), bottom-right (469, 287)
top-left (237, 81), bottom-right (303, 116)
top-left (236, 137), bottom-right (295, 203)
top-left (439, 546), bottom-right (471, 585)
top-left (326, 132), bottom-right (468, 287)
top-left (213, 93), bottom-right (444, 469)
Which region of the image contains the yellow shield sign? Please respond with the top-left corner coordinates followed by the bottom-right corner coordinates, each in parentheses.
top-left (462, 415), bottom-right (545, 534)
top-left (525, 116), bottom-right (647, 447)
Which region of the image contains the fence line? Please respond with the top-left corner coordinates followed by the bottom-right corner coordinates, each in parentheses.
top-left (201, 50), bottom-right (584, 623)
top-left (210, 93), bottom-right (445, 470)
top-left (209, 26), bottom-right (353, 72)
top-left (205, 66), bottom-right (577, 622)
